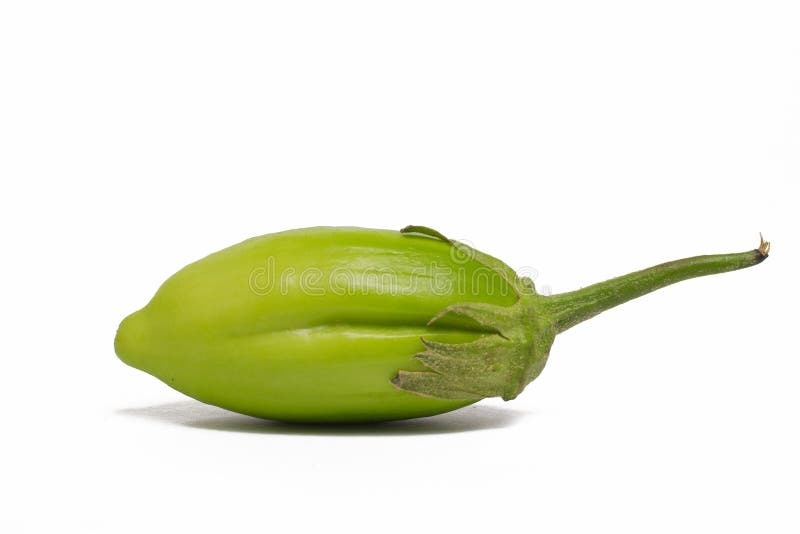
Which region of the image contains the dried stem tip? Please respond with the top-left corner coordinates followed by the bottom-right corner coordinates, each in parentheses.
top-left (758, 233), bottom-right (771, 257)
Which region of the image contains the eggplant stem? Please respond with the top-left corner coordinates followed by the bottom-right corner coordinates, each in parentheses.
top-left (541, 235), bottom-right (770, 334)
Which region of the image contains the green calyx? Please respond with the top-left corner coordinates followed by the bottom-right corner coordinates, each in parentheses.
top-left (392, 226), bottom-right (770, 403)
top-left (392, 226), bottom-right (555, 401)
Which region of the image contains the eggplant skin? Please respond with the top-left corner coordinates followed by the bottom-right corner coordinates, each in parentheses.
top-left (115, 227), bottom-right (518, 423)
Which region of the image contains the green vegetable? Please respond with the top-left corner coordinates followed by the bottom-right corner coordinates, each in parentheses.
top-left (115, 226), bottom-right (769, 423)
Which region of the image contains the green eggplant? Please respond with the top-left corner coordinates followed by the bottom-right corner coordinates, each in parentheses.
top-left (115, 226), bottom-right (769, 423)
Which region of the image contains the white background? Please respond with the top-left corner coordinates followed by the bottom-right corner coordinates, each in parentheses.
top-left (2, 2), bottom-right (798, 533)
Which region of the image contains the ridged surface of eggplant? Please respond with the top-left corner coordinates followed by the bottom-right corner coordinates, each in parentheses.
top-left (115, 227), bottom-right (518, 422)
